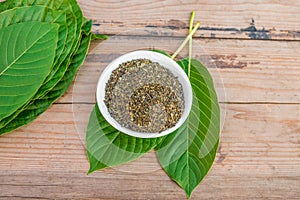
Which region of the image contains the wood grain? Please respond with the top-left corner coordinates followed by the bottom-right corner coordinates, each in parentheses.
top-left (78, 0), bottom-right (300, 41)
top-left (59, 37), bottom-right (300, 104)
top-left (0, 104), bottom-right (299, 199)
top-left (1, 0), bottom-right (299, 199)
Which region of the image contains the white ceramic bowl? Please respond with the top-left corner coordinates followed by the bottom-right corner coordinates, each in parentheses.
top-left (96, 50), bottom-right (193, 138)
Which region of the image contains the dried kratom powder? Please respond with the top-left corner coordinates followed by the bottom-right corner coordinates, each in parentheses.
top-left (104, 59), bottom-right (184, 133)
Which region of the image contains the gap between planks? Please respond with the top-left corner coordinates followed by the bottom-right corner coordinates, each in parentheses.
top-left (98, 33), bottom-right (300, 42)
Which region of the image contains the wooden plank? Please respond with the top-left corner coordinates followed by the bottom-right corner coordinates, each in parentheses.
top-left (0, 103), bottom-right (299, 199)
top-left (0, 1), bottom-right (298, 199)
top-left (0, 165), bottom-right (299, 200)
top-left (58, 37), bottom-right (300, 103)
top-left (78, 0), bottom-right (300, 41)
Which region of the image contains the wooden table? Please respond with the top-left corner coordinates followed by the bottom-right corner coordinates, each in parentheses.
top-left (0, 1), bottom-right (299, 199)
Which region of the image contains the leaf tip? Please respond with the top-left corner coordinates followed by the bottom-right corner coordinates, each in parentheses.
top-left (185, 188), bottom-right (195, 200)
top-left (91, 33), bottom-right (109, 40)
top-left (87, 168), bottom-right (94, 175)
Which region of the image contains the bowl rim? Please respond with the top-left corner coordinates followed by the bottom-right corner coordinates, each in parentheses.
top-left (96, 50), bottom-right (193, 138)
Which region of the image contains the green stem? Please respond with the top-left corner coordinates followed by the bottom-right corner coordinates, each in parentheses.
top-left (188, 11), bottom-right (195, 78)
top-left (171, 22), bottom-right (200, 60)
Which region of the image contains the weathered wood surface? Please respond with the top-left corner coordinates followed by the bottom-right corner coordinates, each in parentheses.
top-left (0, 0), bottom-right (299, 199)
top-left (78, 0), bottom-right (300, 41)
top-left (0, 104), bottom-right (299, 199)
top-left (58, 36), bottom-right (300, 104)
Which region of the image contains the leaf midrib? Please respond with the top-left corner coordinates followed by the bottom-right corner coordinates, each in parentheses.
top-left (0, 25), bottom-right (55, 77)
top-left (186, 103), bottom-right (190, 195)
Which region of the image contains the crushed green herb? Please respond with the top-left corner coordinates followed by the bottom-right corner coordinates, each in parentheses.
top-left (104, 59), bottom-right (184, 133)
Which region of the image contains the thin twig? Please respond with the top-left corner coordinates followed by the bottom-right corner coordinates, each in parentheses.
top-left (188, 11), bottom-right (195, 78)
top-left (171, 22), bottom-right (200, 60)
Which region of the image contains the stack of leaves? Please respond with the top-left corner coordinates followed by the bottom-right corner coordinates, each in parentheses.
top-left (0, 0), bottom-right (107, 135)
top-left (86, 12), bottom-right (220, 199)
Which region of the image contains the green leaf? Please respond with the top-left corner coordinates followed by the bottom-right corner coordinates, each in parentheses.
top-left (0, 6), bottom-right (67, 66)
top-left (0, 5), bottom-right (69, 128)
top-left (31, 0), bottom-right (85, 98)
top-left (91, 33), bottom-right (109, 40)
top-left (155, 58), bottom-right (220, 198)
top-left (0, 32), bottom-right (91, 135)
top-left (65, 0), bottom-right (83, 54)
top-left (0, 6), bottom-right (69, 98)
top-left (0, 2), bottom-right (90, 128)
top-left (82, 19), bottom-right (93, 34)
top-left (0, 0), bottom-right (13, 13)
top-left (82, 18), bottom-right (109, 41)
top-left (83, 19), bottom-right (109, 41)
top-left (0, 1), bottom-right (81, 96)
top-left (0, 21), bottom-right (58, 120)
top-left (0, 0), bottom-right (105, 135)
top-left (86, 104), bottom-right (161, 174)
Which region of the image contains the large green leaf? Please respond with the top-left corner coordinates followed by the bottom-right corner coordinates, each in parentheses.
top-left (0, 0), bottom-right (107, 135)
top-left (68, 0), bottom-right (83, 50)
top-left (0, 21), bottom-right (58, 120)
top-left (155, 58), bottom-right (220, 198)
top-left (0, 32), bottom-right (92, 134)
top-left (0, 2), bottom-right (87, 128)
top-left (86, 104), bottom-right (162, 174)
top-left (32, 0), bottom-right (85, 98)
top-left (18, 1), bottom-right (78, 97)
top-left (0, 6), bottom-right (69, 97)
top-left (0, 6), bottom-right (68, 128)
top-left (0, 0), bottom-right (80, 97)
top-left (0, 6), bottom-right (67, 67)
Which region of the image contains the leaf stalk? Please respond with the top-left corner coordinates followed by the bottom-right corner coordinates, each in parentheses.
top-left (171, 22), bottom-right (200, 60)
top-left (188, 11), bottom-right (195, 78)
